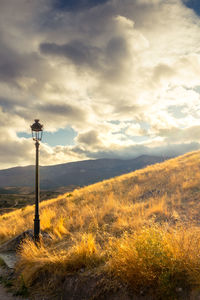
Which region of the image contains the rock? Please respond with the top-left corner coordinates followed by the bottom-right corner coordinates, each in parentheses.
top-left (62, 273), bottom-right (152, 300)
top-left (0, 230), bottom-right (52, 252)
top-left (0, 252), bottom-right (17, 269)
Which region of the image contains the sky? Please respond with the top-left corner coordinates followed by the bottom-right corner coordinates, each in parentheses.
top-left (1, 0), bottom-right (200, 169)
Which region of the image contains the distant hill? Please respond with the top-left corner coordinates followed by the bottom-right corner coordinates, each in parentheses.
top-left (0, 155), bottom-right (169, 189)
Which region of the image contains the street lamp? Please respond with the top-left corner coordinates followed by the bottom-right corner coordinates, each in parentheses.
top-left (31, 119), bottom-right (43, 241)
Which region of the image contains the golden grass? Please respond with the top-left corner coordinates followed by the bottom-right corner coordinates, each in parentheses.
top-left (1, 150), bottom-right (200, 242)
top-left (16, 233), bottom-right (104, 289)
top-left (107, 225), bottom-right (200, 297)
top-left (2, 150), bottom-right (200, 297)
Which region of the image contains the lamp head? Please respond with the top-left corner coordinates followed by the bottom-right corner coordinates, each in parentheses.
top-left (31, 119), bottom-right (43, 141)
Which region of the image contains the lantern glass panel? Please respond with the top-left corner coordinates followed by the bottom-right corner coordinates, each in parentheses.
top-left (31, 120), bottom-right (43, 141)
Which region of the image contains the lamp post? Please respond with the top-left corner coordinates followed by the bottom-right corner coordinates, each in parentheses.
top-left (31, 119), bottom-right (43, 242)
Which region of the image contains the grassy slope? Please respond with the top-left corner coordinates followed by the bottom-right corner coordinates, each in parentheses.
top-left (1, 150), bottom-right (200, 298)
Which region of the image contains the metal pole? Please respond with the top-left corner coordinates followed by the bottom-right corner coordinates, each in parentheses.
top-left (34, 140), bottom-right (40, 241)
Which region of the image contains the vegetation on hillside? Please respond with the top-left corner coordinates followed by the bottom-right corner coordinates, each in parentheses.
top-left (1, 150), bottom-right (200, 299)
top-left (0, 186), bottom-right (76, 215)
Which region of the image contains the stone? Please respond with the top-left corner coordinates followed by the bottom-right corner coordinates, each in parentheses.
top-left (0, 230), bottom-right (52, 252)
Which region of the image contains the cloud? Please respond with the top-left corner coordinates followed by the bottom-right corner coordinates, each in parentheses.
top-left (38, 103), bottom-right (87, 123)
top-left (40, 40), bottom-right (102, 69)
top-left (0, 0), bottom-right (200, 168)
top-left (157, 125), bottom-right (200, 143)
top-left (76, 130), bottom-right (102, 146)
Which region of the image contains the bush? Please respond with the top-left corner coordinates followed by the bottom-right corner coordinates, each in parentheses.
top-left (107, 225), bottom-right (200, 298)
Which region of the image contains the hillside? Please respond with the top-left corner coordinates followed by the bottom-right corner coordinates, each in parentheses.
top-left (0, 151), bottom-right (200, 299)
top-left (0, 155), bottom-right (168, 189)
top-left (0, 186), bottom-right (76, 215)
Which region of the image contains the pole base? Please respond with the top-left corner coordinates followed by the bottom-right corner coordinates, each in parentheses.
top-left (34, 218), bottom-right (40, 242)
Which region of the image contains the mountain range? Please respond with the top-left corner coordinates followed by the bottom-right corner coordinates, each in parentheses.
top-left (0, 155), bottom-right (170, 190)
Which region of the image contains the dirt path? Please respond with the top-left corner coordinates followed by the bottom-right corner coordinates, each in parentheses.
top-left (0, 283), bottom-right (23, 300)
top-left (0, 265), bottom-right (26, 300)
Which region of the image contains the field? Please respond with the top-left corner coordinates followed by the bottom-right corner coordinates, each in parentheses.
top-left (1, 151), bottom-right (200, 299)
top-left (0, 186), bottom-right (77, 214)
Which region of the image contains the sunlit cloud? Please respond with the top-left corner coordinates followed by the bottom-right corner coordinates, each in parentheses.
top-left (0, 0), bottom-right (200, 168)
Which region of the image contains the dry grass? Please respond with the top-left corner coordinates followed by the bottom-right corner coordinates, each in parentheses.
top-left (107, 225), bottom-right (200, 297)
top-left (1, 150), bottom-right (200, 297)
top-left (16, 233), bottom-right (104, 289)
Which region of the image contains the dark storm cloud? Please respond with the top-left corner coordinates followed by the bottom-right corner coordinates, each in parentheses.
top-left (76, 130), bottom-right (101, 146)
top-left (0, 96), bottom-right (36, 121)
top-left (38, 103), bottom-right (87, 122)
top-left (0, 40), bottom-right (24, 83)
top-left (0, 139), bottom-right (33, 164)
top-left (40, 40), bottom-right (102, 68)
top-left (0, 98), bottom-right (19, 112)
top-left (0, 37), bottom-right (50, 87)
top-left (40, 35), bottom-right (129, 79)
top-left (53, 0), bottom-right (109, 11)
top-left (106, 36), bottom-right (128, 62)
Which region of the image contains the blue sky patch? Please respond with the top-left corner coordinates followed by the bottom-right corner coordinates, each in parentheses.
top-left (183, 0), bottom-right (200, 15)
top-left (18, 127), bottom-right (77, 147)
top-left (167, 105), bottom-right (187, 119)
top-left (53, 0), bottom-right (109, 11)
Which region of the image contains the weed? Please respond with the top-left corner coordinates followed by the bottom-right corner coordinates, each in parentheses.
top-left (14, 275), bottom-right (29, 297)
